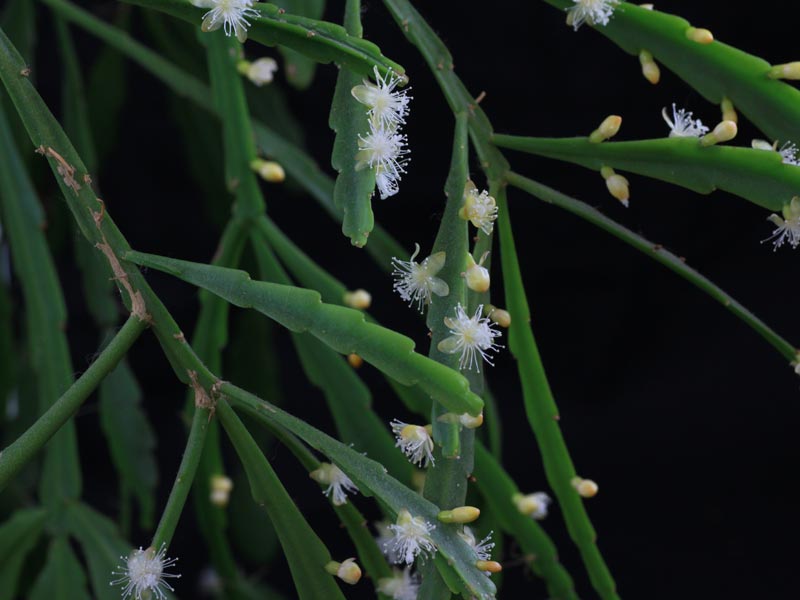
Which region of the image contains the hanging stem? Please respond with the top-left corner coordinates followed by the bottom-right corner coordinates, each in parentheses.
top-left (0, 315), bottom-right (147, 492)
top-left (151, 403), bottom-right (213, 550)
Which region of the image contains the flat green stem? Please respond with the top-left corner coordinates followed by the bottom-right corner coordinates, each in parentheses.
top-left (0, 316), bottom-right (147, 492)
top-left (496, 185), bottom-right (619, 599)
top-left (505, 170), bottom-right (797, 362)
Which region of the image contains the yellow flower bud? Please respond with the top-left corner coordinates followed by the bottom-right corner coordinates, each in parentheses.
top-left (325, 559), bottom-right (361, 585)
top-left (589, 115), bottom-right (622, 143)
top-left (485, 305), bottom-right (511, 328)
top-left (210, 475), bottom-right (233, 507)
top-left (639, 50), bottom-right (660, 85)
top-left (685, 27), bottom-right (713, 44)
top-left (343, 289), bottom-right (372, 309)
top-left (459, 412), bottom-right (484, 429)
top-left (571, 476), bottom-right (599, 498)
top-left (601, 166), bottom-right (630, 206)
top-left (700, 120), bottom-right (738, 147)
top-left (463, 252), bottom-right (491, 293)
top-left (768, 62), bottom-right (800, 80)
top-left (476, 560), bottom-right (503, 573)
top-left (437, 506), bottom-right (481, 524)
top-left (250, 158), bottom-right (285, 183)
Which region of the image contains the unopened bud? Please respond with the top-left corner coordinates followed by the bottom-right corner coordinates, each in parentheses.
top-left (325, 558), bottom-right (361, 585)
top-left (237, 57), bottom-right (278, 86)
top-left (485, 305), bottom-right (511, 328)
top-left (685, 27), bottom-right (713, 44)
top-left (463, 252), bottom-right (490, 293)
top-left (347, 353), bottom-right (363, 368)
top-left (343, 289), bottom-right (371, 309)
top-left (210, 475), bottom-right (233, 507)
top-left (700, 120), bottom-right (737, 147)
top-left (459, 412), bottom-right (484, 429)
top-left (250, 158), bottom-right (285, 182)
top-left (309, 464), bottom-right (332, 485)
top-left (438, 412), bottom-right (484, 429)
top-left (720, 97), bottom-right (737, 123)
top-left (752, 139), bottom-right (776, 151)
top-left (438, 506), bottom-right (481, 524)
top-left (600, 166), bottom-right (630, 207)
top-left (589, 115), bottom-right (622, 143)
top-left (571, 476), bottom-right (599, 498)
top-left (768, 62), bottom-right (800, 80)
top-left (639, 50), bottom-right (660, 84)
top-left (476, 560), bottom-right (503, 573)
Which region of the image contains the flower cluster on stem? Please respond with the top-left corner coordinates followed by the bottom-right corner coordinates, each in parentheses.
top-left (352, 67), bottom-right (412, 199)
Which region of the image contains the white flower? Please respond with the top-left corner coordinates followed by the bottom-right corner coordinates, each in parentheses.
top-left (567, 0), bottom-right (619, 30)
top-left (661, 104), bottom-right (710, 138)
top-left (764, 196), bottom-right (800, 250)
top-left (192, 0), bottom-right (259, 43)
top-left (110, 544), bottom-right (180, 600)
top-left (385, 509), bottom-right (437, 565)
top-left (391, 420), bottom-right (435, 467)
top-left (459, 181), bottom-right (498, 235)
top-left (458, 527), bottom-right (495, 566)
top-left (391, 244), bottom-right (449, 312)
top-left (375, 521), bottom-right (403, 564)
top-left (378, 566), bottom-right (420, 600)
top-left (779, 142), bottom-right (800, 166)
top-left (752, 139), bottom-right (800, 166)
top-left (246, 57), bottom-right (278, 86)
top-left (513, 492), bottom-right (552, 520)
top-left (309, 463), bottom-right (359, 506)
top-left (352, 66), bottom-right (412, 128)
top-left (356, 122), bottom-right (410, 200)
top-left (437, 304), bottom-right (503, 372)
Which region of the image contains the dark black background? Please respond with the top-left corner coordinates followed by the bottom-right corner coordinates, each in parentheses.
top-left (8, 0), bottom-right (800, 598)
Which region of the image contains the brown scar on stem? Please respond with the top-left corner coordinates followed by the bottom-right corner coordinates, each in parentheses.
top-left (173, 331), bottom-right (186, 343)
top-left (20, 67), bottom-right (31, 77)
top-left (36, 146), bottom-right (81, 193)
top-left (188, 370), bottom-right (216, 419)
top-left (211, 379), bottom-right (226, 398)
top-left (90, 200), bottom-right (150, 322)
